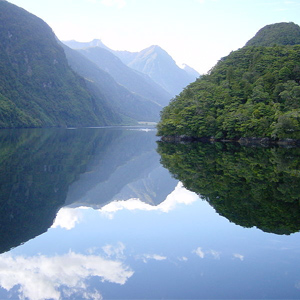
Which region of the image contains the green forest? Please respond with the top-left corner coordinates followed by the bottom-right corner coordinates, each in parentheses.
top-left (157, 23), bottom-right (300, 141)
top-left (0, 1), bottom-right (124, 128)
top-left (157, 141), bottom-right (300, 235)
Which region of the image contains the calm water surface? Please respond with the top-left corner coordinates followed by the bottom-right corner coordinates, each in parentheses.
top-left (1, 127), bottom-right (300, 300)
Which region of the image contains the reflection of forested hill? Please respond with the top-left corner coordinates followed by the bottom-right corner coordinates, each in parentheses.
top-left (0, 128), bottom-right (177, 253)
top-left (157, 141), bottom-right (300, 235)
top-left (0, 128), bottom-right (102, 253)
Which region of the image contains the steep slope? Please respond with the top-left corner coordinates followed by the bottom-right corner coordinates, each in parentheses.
top-left (64, 39), bottom-right (197, 98)
top-left (126, 45), bottom-right (197, 96)
top-left (157, 22), bottom-right (300, 140)
top-left (114, 49), bottom-right (139, 65)
top-left (246, 22), bottom-right (300, 47)
top-left (182, 63), bottom-right (200, 80)
top-left (62, 44), bottom-right (162, 122)
top-left (0, 1), bottom-right (119, 128)
top-left (76, 46), bottom-right (172, 107)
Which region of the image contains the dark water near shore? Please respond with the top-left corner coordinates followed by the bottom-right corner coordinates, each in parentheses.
top-left (1, 127), bottom-right (300, 300)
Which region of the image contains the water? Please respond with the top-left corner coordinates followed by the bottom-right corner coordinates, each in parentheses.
top-left (1, 127), bottom-right (300, 300)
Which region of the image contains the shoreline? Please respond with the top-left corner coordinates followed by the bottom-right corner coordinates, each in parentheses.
top-left (159, 135), bottom-right (300, 146)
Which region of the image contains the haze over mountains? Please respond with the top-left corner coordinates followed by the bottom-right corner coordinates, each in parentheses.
top-left (0, 0), bottom-right (199, 128)
top-left (63, 39), bottom-right (200, 97)
top-left (62, 44), bottom-right (163, 122)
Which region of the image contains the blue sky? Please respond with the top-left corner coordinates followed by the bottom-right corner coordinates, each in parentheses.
top-left (7, 0), bottom-right (300, 73)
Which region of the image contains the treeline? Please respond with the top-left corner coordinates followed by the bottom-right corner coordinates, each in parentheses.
top-left (157, 141), bottom-right (300, 235)
top-left (157, 32), bottom-right (300, 140)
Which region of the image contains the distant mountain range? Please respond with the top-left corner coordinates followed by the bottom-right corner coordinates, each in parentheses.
top-left (0, 1), bottom-right (200, 128)
top-left (63, 40), bottom-right (200, 97)
top-left (61, 44), bottom-right (163, 122)
top-left (75, 46), bottom-right (172, 107)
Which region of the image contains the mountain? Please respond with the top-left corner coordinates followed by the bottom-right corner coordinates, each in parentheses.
top-left (124, 45), bottom-right (197, 96)
top-left (114, 49), bottom-right (139, 65)
top-left (62, 44), bottom-right (162, 122)
top-left (157, 22), bottom-right (300, 141)
top-left (75, 46), bottom-right (172, 107)
top-left (0, 1), bottom-right (122, 128)
top-left (246, 22), bottom-right (300, 47)
top-left (182, 64), bottom-right (200, 80)
top-left (63, 39), bottom-right (111, 51)
top-left (64, 40), bottom-right (198, 97)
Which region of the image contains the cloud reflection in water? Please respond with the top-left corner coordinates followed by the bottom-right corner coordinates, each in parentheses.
top-left (0, 251), bottom-right (133, 300)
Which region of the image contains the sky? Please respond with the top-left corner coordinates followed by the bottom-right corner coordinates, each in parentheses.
top-left (7, 0), bottom-right (300, 74)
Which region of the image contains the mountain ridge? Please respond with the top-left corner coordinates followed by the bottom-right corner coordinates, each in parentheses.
top-left (62, 43), bottom-right (163, 122)
top-left (75, 46), bottom-right (172, 107)
top-left (63, 39), bottom-right (199, 97)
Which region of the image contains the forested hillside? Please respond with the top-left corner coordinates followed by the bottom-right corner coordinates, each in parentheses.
top-left (157, 22), bottom-right (300, 140)
top-left (246, 22), bottom-right (300, 47)
top-left (0, 1), bottom-right (128, 128)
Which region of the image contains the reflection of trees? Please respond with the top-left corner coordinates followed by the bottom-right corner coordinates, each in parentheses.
top-left (157, 141), bottom-right (300, 235)
top-left (0, 128), bottom-right (174, 254)
top-left (0, 128), bottom-right (104, 254)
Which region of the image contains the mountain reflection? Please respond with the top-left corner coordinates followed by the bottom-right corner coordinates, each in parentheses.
top-left (0, 128), bottom-right (100, 254)
top-left (0, 127), bottom-right (177, 254)
top-left (157, 141), bottom-right (300, 235)
top-left (65, 128), bottom-right (177, 208)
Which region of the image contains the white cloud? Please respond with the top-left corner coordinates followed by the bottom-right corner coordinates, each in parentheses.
top-left (233, 253), bottom-right (244, 261)
top-left (178, 256), bottom-right (188, 262)
top-left (102, 242), bottom-right (126, 259)
top-left (99, 182), bottom-right (199, 218)
top-left (208, 250), bottom-right (221, 260)
top-left (193, 247), bottom-right (221, 260)
top-left (0, 251), bottom-right (133, 300)
top-left (52, 207), bottom-right (82, 230)
top-left (138, 254), bottom-right (167, 263)
top-left (101, 0), bottom-right (126, 9)
top-left (193, 247), bottom-right (205, 259)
